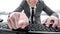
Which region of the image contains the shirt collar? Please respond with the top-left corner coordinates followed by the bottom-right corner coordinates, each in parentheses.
top-left (30, 6), bottom-right (36, 9)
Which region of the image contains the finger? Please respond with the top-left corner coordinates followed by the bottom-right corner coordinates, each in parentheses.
top-left (13, 13), bottom-right (20, 28)
top-left (57, 19), bottom-right (60, 28)
top-left (17, 20), bottom-right (25, 29)
top-left (21, 22), bottom-right (27, 29)
top-left (18, 19), bottom-right (29, 29)
top-left (8, 12), bottom-right (19, 29)
top-left (42, 19), bottom-right (47, 24)
top-left (13, 12), bottom-right (20, 21)
top-left (21, 21), bottom-right (29, 29)
top-left (20, 13), bottom-right (29, 29)
top-left (20, 22), bottom-right (24, 28)
top-left (7, 18), bottom-right (12, 29)
top-left (46, 17), bottom-right (51, 27)
top-left (18, 20), bottom-right (29, 29)
top-left (18, 22), bottom-right (27, 29)
top-left (17, 12), bottom-right (29, 29)
top-left (10, 17), bottom-right (17, 29)
top-left (52, 19), bottom-right (58, 28)
top-left (18, 22), bottom-right (23, 29)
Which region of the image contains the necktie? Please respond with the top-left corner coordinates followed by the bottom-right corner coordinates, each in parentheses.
top-left (31, 7), bottom-right (34, 24)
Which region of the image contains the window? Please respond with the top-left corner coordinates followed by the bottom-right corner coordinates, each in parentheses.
top-left (0, 0), bottom-right (22, 13)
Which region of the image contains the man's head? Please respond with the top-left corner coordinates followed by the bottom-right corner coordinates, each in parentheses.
top-left (26, 0), bottom-right (38, 7)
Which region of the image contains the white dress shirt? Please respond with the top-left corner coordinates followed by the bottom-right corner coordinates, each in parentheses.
top-left (29, 6), bottom-right (36, 23)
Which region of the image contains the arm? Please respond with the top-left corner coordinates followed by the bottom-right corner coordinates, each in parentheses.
top-left (42, 1), bottom-right (59, 28)
top-left (14, 0), bottom-right (25, 12)
top-left (42, 1), bottom-right (59, 18)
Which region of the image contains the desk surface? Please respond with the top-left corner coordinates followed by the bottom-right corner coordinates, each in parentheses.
top-left (0, 28), bottom-right (60, 34)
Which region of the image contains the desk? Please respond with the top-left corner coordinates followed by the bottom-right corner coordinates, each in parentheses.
top-left (0, 28), bottom-right (60, 34)
top-left (0, 22), bottom-right (60, 34)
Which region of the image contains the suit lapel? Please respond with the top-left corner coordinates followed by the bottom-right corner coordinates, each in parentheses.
top-left (25, 1), bottom-right (30, 18)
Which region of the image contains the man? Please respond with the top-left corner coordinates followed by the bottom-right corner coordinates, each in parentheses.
top-left (7, 0), bottom-right (59, 31)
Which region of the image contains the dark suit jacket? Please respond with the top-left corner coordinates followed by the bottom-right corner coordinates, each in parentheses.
top-left (13, 0), bottom-right (59, 31)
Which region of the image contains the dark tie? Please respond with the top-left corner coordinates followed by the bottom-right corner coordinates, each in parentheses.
top-left (31, 7), bottom-right (34, 24)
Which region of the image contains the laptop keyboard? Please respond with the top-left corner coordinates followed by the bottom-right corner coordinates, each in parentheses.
top-left (0, 22), bottom-right (60, 32)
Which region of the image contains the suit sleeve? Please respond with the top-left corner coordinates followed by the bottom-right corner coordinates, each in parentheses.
top-left (43, 1), bottom-right (59, 18)
top-left (13, 0), bottom-right (25, 12)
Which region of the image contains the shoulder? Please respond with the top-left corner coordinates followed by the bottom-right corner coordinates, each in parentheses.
top-left (39, 0), bottom-right (44, 3)
top-left (19, 0), bottom-right (27, 6)
top-left (21, 0), bottom-right (26, 4)
top-left (38, 0), bottom-right (45, 6)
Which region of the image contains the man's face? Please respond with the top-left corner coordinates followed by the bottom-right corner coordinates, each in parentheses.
top-left (27, 0), bottom-right (38, 7)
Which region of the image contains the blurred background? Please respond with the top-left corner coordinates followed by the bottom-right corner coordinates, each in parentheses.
top-left (0, 0), bottom-right (60, 24)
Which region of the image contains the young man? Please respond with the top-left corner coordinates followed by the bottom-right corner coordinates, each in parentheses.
top-left (7, 0), bottom-right (59, 31)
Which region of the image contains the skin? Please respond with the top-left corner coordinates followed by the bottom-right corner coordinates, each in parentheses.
top-left (26, 0), bottom-right (38, 7)
top-left (7, 12), bottom-right (29, 29)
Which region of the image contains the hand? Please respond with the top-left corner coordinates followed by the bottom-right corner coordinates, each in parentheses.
top-left (7, 12), bottom-right (29, 29)
top-left (57, 19), bottom-right (60, 28)
top-left (17, 12), bottom-right (29, 29)
top-left (42, 16), bottom-right (59, 28)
